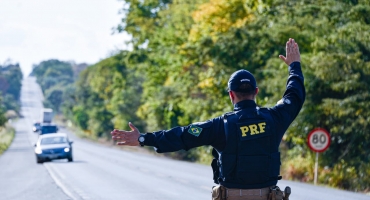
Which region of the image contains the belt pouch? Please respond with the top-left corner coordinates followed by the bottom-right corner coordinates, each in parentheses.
top-left (212, 185), bottom-right (226, 200)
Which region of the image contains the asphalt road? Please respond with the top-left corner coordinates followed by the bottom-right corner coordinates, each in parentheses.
top-left (0, 76), bottom-right (369, 200)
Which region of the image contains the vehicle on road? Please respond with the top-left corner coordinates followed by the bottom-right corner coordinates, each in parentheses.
top-left (39, 123), bottom-right (58, 134)
top-left (32, 122), bottom-right (41, 132)
top-left (41, 108), bottom-right (53, 123)
top-left (34, 133), bottom-right (73, 164)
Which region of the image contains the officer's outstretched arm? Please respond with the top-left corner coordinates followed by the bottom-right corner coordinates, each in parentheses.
top-left (279, 38), bottom-right (300, 65)
top-left (111, 122), bottom-right (140, 146)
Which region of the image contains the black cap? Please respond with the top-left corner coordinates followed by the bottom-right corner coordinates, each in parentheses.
top-left (228, 69), bottom-right (257, 92)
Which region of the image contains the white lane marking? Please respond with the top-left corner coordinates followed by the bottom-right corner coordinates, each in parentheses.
top-left (44, 163), bottom-right (79, 200)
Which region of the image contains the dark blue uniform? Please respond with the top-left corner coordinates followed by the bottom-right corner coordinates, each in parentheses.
top-left (144, 62), bottom-right (305, 189)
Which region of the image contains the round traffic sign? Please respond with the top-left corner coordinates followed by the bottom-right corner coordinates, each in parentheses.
top-left (307, 128), bottom-right (330, 152)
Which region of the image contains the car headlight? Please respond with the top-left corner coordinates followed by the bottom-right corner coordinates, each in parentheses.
top-left (64, 148), bottom-right (70, 152)
top-left (35, 148), bottom-right (42, 154)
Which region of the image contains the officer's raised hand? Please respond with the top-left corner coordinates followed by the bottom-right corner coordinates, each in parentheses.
top-left (279, 38), bottom-right (300, 65)
top-left (111, 122), bottom-right (140, 146)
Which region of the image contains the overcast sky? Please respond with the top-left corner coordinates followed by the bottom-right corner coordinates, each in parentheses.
top-left (0, 0), bottom-right (131, 76)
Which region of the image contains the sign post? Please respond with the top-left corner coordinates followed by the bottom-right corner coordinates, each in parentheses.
top-left (307, 128), bottom-right (330, 185)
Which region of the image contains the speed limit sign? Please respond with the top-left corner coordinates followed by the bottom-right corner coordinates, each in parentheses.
top-left (307, 128), bottom-right (330, 152)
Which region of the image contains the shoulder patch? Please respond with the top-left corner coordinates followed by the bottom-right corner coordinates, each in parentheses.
top-left (284, 98), bottom-right (291, 104)
top-left (188, 125), bottom-right (203, 137)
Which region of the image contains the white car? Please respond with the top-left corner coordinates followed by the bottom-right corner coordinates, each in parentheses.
top-left (34, 133), bottom-right (73, 164)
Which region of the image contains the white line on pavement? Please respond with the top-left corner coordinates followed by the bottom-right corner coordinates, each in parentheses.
top-left (44, 163), bottom-right (79, 200)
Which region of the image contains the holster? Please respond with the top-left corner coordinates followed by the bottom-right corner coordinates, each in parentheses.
top-left (211, 148), bottom-right (220, 184)
top-left (268, 186), bottom-right (284, 200)
top-left (212, 185), bottom-right (226, 200)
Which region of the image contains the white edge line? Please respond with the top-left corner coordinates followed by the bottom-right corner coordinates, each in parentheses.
top-left (44, 163), bottom-right (78, 200)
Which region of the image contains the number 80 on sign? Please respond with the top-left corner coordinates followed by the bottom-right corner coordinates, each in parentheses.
top-left (307, 128), bottom-right (330, 153)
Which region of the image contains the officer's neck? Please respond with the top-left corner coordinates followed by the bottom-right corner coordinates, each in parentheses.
top-left (233, 97), bottom-right (255, 105)
top-left (229, 91), bottom-right (256, 105)
top-left (233, 99), bottom-right (257, 111)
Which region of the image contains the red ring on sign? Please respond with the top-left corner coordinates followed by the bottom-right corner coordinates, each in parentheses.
top-left (307, 128), bottom-right (330, 152)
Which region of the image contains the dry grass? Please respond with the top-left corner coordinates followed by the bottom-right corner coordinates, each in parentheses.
top-left (0, 125), bottom-right (15, 155)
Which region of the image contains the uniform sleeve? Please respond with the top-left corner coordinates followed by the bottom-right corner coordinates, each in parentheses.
top-left (143, 117), bottom-right (225, 153)
top-left (269, 62), bottom-right (306, 138)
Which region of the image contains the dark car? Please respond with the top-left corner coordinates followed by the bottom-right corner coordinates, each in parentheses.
top-left (40, 124), bottom-right (59, 134)
top-left (34, 133), bottom-right (73, 163)
top-left (32, 122), bottom-right (41, 132)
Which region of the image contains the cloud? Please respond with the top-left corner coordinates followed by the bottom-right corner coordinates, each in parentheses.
top-left (0, 0), bottom-right (131, 76)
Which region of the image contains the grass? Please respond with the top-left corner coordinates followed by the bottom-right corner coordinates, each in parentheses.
top-left (0, 125), bottom-right (15, 155)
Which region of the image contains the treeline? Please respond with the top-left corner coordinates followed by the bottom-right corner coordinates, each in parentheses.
top-left (0, 62), bottom-right (23, 127)
top-left (31, 60), bottom-right (88, 115)
top-left (33, 0), bottom-right (370, 192)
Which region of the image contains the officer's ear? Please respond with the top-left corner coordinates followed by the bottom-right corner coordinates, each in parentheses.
top-left (252, 88), bottom-right (259, 101)
top-left (229, 91), bottom-right (236, 103)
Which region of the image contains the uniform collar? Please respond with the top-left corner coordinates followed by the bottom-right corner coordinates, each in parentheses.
top-left (233, 100), bottom-right (257, 111)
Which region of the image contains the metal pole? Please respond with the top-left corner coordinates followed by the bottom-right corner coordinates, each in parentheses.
top-left (314, 152), bottom-right (318, 185)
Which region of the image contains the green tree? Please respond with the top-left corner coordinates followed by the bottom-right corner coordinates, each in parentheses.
top-left (71, 51), bottom-right (144, 138)
top-left (44, 87), bottom-right (64, 112)
top-left (0, 96), bottom-right (7, 127)
top-left (31, 59), bottom-right (85, 113)
top-left (0, 63), bottom-right (22, 113)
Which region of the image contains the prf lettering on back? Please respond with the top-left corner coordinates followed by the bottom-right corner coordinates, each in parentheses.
top-left (240, 122), bottom-right (266, 137)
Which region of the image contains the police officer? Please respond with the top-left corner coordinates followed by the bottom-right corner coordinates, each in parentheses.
top-left (111, 38), bottom-right (304, 200)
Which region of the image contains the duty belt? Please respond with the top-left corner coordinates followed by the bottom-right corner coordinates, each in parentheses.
top-left (226, 187), bottom-right (270, 197)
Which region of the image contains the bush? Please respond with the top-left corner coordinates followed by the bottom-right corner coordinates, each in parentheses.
top-left (0, 126), bottom-right (15, 154)
top-left (281, 153), bottom-right (314, 182)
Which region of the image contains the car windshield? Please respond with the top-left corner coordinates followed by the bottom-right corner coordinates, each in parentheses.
top-left (40, 137), bottom-right (67, 145)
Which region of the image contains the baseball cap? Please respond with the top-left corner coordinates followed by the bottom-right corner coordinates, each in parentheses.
top-left (228, 69), bottom-right (257, 92)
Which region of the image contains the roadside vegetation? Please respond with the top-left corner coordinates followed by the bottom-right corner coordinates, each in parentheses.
top-left (30, 60), bottom-right (88, 113)
top-left (0, 126), bottom-right (15, 155)
top-left (31, 0), bottom-right (370, 193)
top-left (0, 61), bottom-right (22, 154)
top-left (0, 61), bottom-right (23, 120)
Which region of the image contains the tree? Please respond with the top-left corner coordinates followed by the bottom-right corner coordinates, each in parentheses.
top-left (31, 59), bottom-right (77, 113)
top-left (0, 63), bottom-right (22, 113)
top-left (71, 51), bottom-right (144, 138)
top-left (0, 96), bottom-right (6, 127)
top-left (44, 87), bottom-right (64, 112)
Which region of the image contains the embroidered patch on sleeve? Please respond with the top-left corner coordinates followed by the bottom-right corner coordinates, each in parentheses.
top-left (188, 125), bottom-right (203, 137)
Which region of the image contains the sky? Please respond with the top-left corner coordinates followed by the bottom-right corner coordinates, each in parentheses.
top-left (0, 0), bottom-right (131, 76)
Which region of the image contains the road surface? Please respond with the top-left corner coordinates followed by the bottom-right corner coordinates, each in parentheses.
top-left (0, 77), bottom-right (369, 200)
